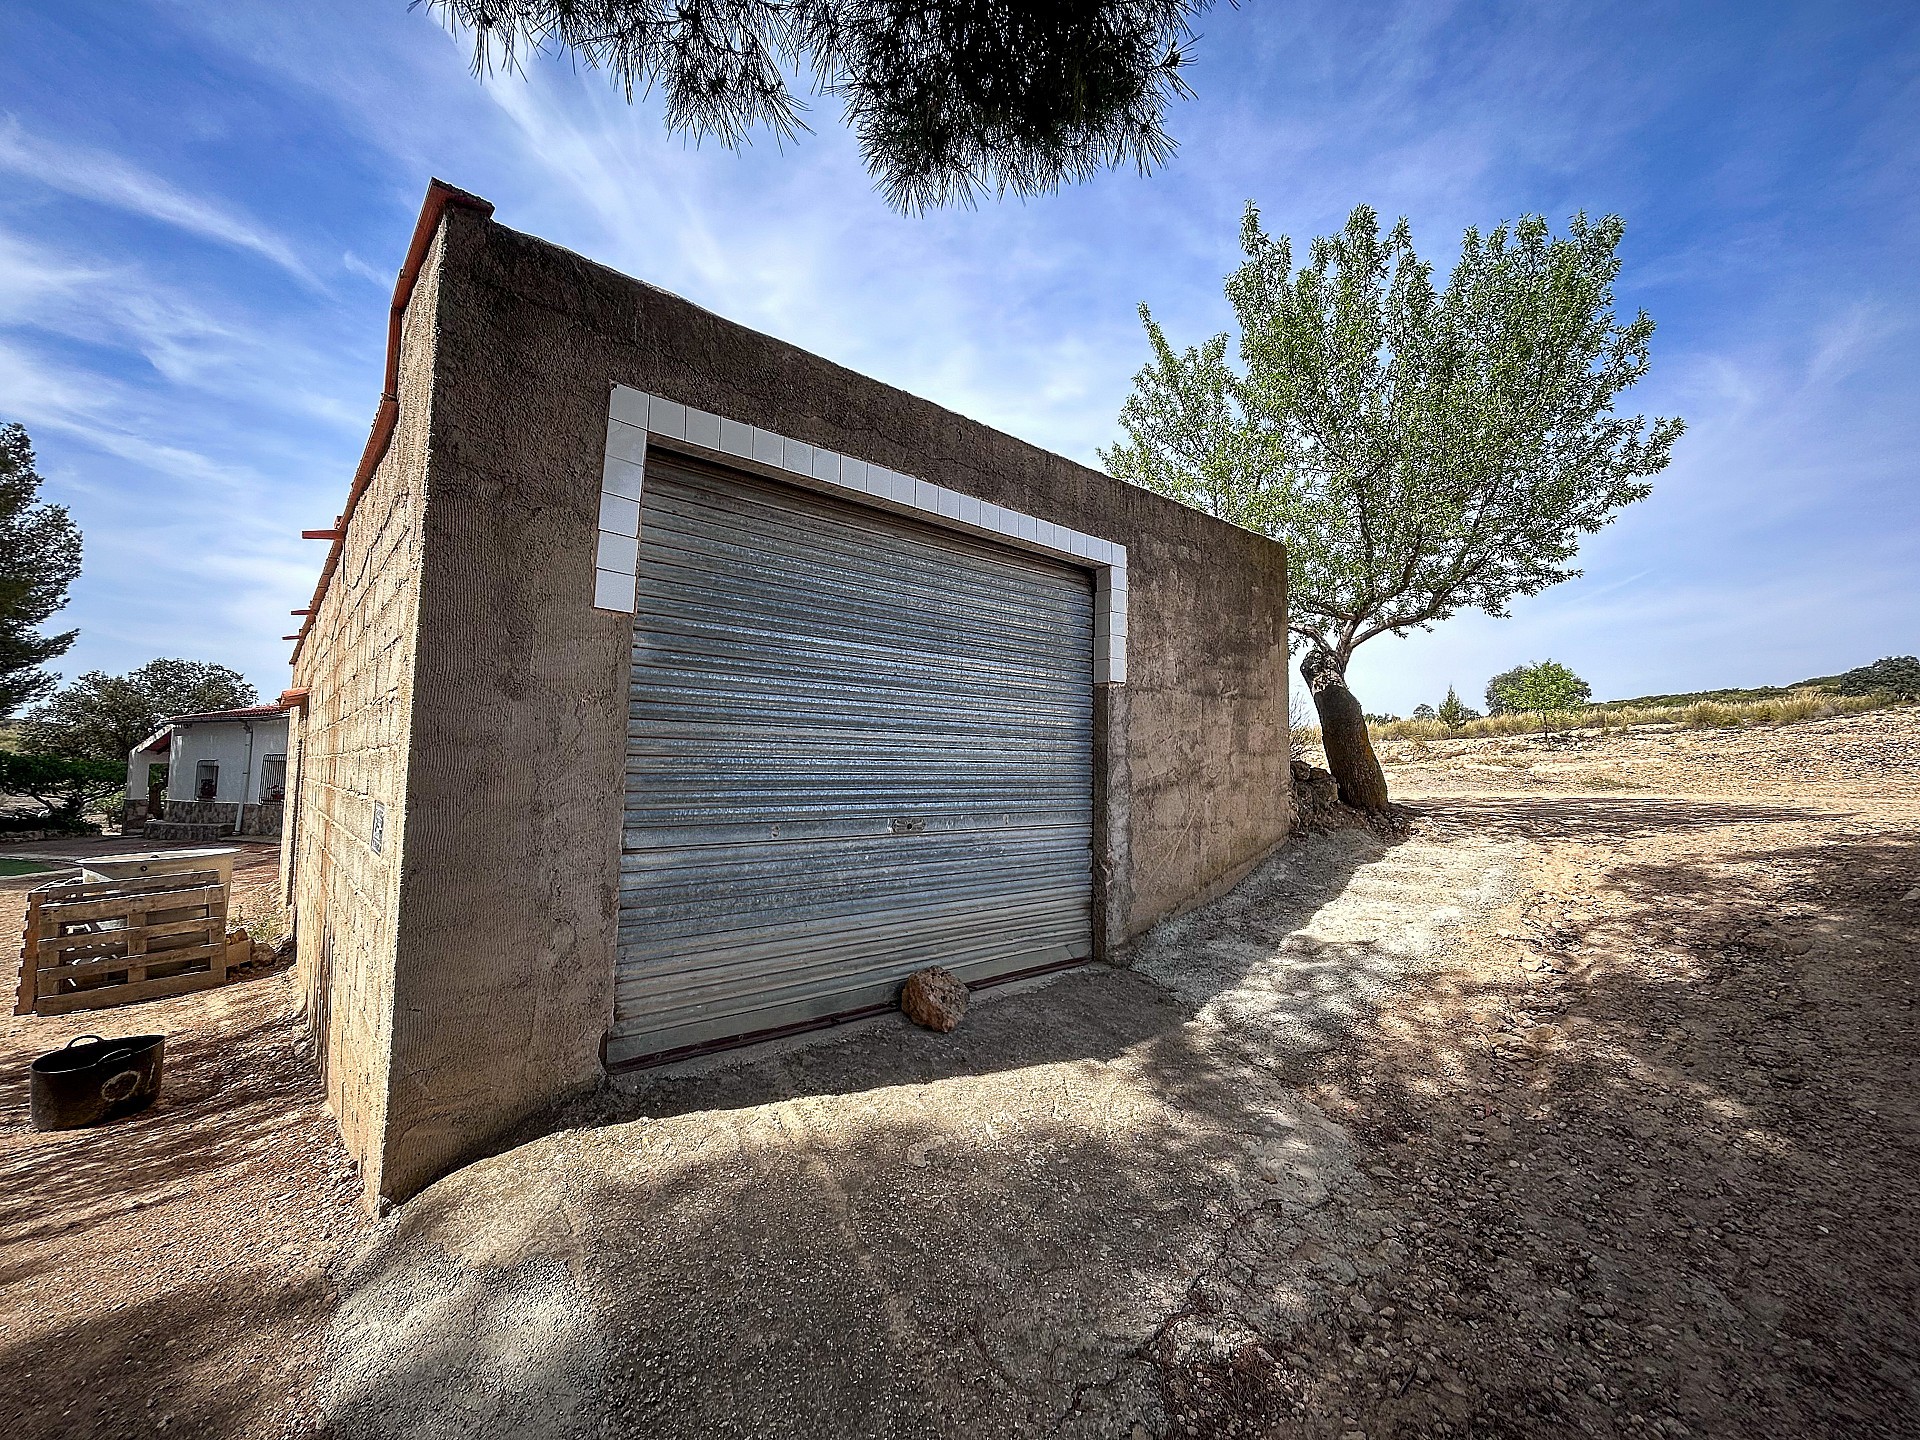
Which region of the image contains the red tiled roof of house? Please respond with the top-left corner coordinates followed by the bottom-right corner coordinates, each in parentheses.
top-left (166, 704), bottom-right (292, 725)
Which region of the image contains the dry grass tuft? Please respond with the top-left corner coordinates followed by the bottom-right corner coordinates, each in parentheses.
top-left (1356, 689), bottom-right (1900, 744)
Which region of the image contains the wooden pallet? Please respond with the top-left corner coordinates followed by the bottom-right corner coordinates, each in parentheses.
top-left (15, 869), bottom-right (230, 1016)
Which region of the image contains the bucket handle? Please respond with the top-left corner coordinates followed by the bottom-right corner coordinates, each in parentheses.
top-left (65, 1034), bottom-right (105, 1048)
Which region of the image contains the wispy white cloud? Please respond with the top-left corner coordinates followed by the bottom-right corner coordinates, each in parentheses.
top-left (0, 115), bottom-right (317, 287)
top-left (341, 250), bottom-right (389, 286)
top-left (1806, 302), bottom-right (1902, 387)
top-left (0, 337), bottom-right (263, 494)
top-left (0, 224), bottom-right (365, 431)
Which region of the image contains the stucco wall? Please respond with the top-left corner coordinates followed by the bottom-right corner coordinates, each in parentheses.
top-left (433, 209), bottom-right (1292, 933)
top-left (300, 202), bottom-right (1290, 1205)
top-left (284, 228), bottom-right (443, 1206)
top-left (164, 717), bottom-right (289, 804)
top-left (125, 739), bottom-right (168, 802)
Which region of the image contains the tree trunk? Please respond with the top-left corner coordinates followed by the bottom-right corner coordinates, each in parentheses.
top-left (1301, 648), bottom-right (1391, 813)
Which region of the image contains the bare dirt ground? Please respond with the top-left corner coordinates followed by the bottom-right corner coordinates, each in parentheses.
top-left (0, 843), bottom-right (360, 1440)
top-left (321, 707), bottom-right (1920, 1440)
top-left (1153, 714), bottom-right (1920, 1439)
top-left (2, 708), bottom-right (1916, 1440)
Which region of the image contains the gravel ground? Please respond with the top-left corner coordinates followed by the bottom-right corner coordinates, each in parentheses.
top-left (0, 843), bottom-right (360, 1440)
top-left (315, 823), bottom-right (1522, 1440)
top-left (1374, 704), bottom-right (1920, 802)
top-left (4, 709), bottom-right (1916, 1439)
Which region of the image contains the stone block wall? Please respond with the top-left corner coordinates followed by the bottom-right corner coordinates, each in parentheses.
top-left (284, 227), bottom-right (443, 1205)
top-left (240, 801), bottom-right (284, 838)
top-left (160, 800), bottom-right (241, 829)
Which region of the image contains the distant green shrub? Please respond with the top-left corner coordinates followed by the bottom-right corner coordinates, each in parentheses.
top-left (1369, 687), bottom-right (1894, 744)
top-left (1436, 687), bottom-right (1477, 732)
top-left (0, 751), bottom-right (122, 828)
top-left (1831, 656), bottom-right (1920, 700)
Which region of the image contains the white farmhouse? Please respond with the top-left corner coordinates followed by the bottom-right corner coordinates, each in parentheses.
top-left (124, 703), bottom-right (291, 840)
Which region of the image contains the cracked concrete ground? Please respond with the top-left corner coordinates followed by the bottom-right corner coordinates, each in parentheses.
top-left (320, 824), bottom-right (1521, 1440)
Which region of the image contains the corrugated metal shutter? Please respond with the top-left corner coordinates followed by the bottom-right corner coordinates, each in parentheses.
top-left (611, 454), bottom-right (1094, 1064)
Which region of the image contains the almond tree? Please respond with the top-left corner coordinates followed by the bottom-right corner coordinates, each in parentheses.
top-left (1103, 204), bottom-right (1681, 811)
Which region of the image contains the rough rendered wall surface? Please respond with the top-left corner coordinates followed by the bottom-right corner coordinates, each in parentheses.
top-left (373, 213), bottom-right (631, 1203)
top-left (441, 212), bottom-right (1292, 936)
top-left (285, 231), bottom-right (441, 1204)
top-left (318, 205), bottom-right (1289, 1204)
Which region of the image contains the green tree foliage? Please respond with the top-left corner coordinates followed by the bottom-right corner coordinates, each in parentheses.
top-left (1103, 202), bottom-right (1680, 809)
top-left (1411, 703), bottom-right (1436, 720)
top-left (1436, 686), bottom-right (1474, 732)
top-left (1503, 660), bottom-right (1592, 712)
top-left (1496, 660), bottom-right (1592, 740)
top-left (427, 0), bottom-right (1208, 212)
top-left (1484, 665), bottom-right (1529, 716)
top-left (24, 659), bottom-right (257, 764)
top-left (0, 751), bottom-right (122, 830)
top-left (0, 424), bottom-right (83, 719)
top-left (1831, 656), bottom-right (1920, 700)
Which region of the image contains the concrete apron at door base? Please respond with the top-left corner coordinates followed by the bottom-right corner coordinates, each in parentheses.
top-left (282, 180), bottom-right (1293, 1207)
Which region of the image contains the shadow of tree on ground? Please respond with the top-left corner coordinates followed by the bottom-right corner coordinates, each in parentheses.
top-left (1155, 798), bottom-right (1919, 1438)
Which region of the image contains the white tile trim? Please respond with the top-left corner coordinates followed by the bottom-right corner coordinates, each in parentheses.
top-left (593, 410), bottom-right (648, 613)
top-left (603, 384), bottom-right (1129, 682)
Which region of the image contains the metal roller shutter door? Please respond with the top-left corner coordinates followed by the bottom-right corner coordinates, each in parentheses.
top-left (611, 455), bottom-right (1094, 1065)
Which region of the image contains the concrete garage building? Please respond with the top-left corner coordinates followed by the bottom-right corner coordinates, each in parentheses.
top-left (281, 182), bottom-right (1292, 1207)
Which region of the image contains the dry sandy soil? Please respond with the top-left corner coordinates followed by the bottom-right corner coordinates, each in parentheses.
top-left (0, 843), bottom-right (360, 1440)
top-left (1, 707), bottom-right (1915, 1439)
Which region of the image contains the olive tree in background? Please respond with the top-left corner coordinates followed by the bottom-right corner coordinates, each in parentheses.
top-left (425, 0), bottom-right (1208, 211)
top-left (1499, 660), bottom-right (1592, 742)
top-left (23, 659), bottom-right (257, 764)
top-left (0, 423), bottom-right (82, 720)
top-left (1104, 204), bottom-right (1681, 811)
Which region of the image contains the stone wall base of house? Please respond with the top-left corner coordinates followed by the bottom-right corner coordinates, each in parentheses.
top-left (133, 800), bottom-right (284, 841)
top-left (144, 819), bottom-right (233, 843)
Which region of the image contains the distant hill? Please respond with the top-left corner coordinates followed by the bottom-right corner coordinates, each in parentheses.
top-left (1602, 656), bottom-right (1917, 709)
top-left (1601, 676), bottom-right (1842, 709)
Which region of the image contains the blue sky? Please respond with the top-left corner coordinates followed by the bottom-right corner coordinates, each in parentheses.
top-left (1, 0), bottom-right (1914, 715)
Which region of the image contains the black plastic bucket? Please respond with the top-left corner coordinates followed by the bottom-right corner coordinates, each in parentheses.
top-left (29, 1034), bottom-right (166, 1131)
